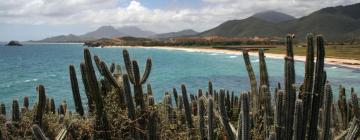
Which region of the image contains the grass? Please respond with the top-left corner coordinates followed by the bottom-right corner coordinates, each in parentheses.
top-left (265, 45), bottom-right (360, 60)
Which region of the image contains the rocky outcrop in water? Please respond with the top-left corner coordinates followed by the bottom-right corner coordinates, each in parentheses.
top-left (6, 40), bottom-right (23, 46)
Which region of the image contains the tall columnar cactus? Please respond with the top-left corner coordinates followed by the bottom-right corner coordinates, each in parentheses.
top-left (12, 100), bottom-right (20, 122)
top-left (259, 49), bottom-right (269, 88)
top-left (148, 111), bottom-right (158, 140)
top-left (238, 92), bottom-right (250, 140)
top-left (261, 85), bottom-right (273, 136)
top-left (300, 33), bottom-right (315, 137)
top-left (147, 83), bottom-right (153, 96)
top-left (292, 100), bottom-right (304, 140)
top-left (321, 83), bottom-right (332, 140)
top-left (308, 35), bottom-right (325, 140)
top-left (242, 50), bottom-right (258, 117)
top-left (23, 96), bottom-right (29, 109)
top-left (208, 97), bottom-right (214, 140)
top-left (83, 48), bottom-right (111, 139)
top-left (50, 98), bottom-right (55, 114)
top-left (219, 89), bottom-right (235, 140)
top-left (79, 62), bottom-right (94, 113)
top-left (123, 74), bottom-right (136, 137)
top-left (69, 65), bottom-right (84, 116)
top-left (208, 81), bottom-right (213, 96)
top-left (163, 93), bottom-right (173, 123)
top-left (123, 49), bottom-right (152, 111)
top-left (32, 124), bottom-right (49, 140)
top-left (0, 103), bottom-right (5, 116)
top-left (181, 84), bottom-right (194, 129)
top-left (284, 57), bottom-right (296, 139)
top-left (338, 86), bottom-right (348, 129)
top-left (173, 87), bottom-right (178, 107)
top-left (34, 85), bottom-right (46, 127)
top-left (345, 92), bottom-right (360, 139)
top-left (275, 90), bottom-right (284, 139)
top-left (198, 97), bottom-right (206, 140)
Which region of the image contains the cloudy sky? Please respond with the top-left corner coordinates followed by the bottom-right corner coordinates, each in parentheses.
top-left (0, 0), bottom-right (358, 41)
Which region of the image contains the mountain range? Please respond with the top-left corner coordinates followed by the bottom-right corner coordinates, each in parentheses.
top-left (200, 3), bottom-right (360, 41)
top-left (36, 2), bottom-right (360, 42)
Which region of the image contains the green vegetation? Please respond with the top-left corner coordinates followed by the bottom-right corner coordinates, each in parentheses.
top-left (0, 34), bottom-right (359, 139)
top-left (266, 44), bottom-right (360, 60)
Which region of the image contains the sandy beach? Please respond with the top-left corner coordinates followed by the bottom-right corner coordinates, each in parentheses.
top-left (105, 46), bottom-right (360, 69)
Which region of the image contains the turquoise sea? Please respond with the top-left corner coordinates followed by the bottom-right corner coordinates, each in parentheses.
top-left (0, 44), bottom-right (359, 111)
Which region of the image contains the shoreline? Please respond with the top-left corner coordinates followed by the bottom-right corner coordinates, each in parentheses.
top-left (104, 45), bottom-right (360, 69)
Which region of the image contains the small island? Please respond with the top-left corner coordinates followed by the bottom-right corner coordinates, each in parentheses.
top-left (6, 40), bottom-right (23, 46)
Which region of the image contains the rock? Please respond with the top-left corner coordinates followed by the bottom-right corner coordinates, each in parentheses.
top-left (6, 40), bottom-right (23, 46)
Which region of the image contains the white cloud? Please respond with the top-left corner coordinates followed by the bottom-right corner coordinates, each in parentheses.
top-left (0, 0), bottom-right (359, 33)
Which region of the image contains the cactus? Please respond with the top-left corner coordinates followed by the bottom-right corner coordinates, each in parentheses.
top-left (123, 49), bottom-right (152, 111)
top-left (148, 95), bottom-right (155, 106)
top-left (208, 81), bottom-right (213, 96)
top-left (259, 49), bottom-right (269, 88)
top-left (123, 74), bottom-right (136, 138)
top-left (32, 124), bottom-right (49, 140)
top-left (238, 92), bottom-right (250, 140)
top-left (242, 50), bottom-right (258, 118)
top-left (50, 98), bottom-right (56, 114)
top-left (181, 84), bottom-right (194, 129)
top-left (321, 83), bottom-right (332, 140)
top-left (292, 100), bottom-right (304, 140)
top-left (300, 34), bottom-right (315, 137)
top-left (69, 65), bottom-right (84, 116)
top-left (173, 87), bottom-right (178, 107)
top-left (338, 85), bottom-right (348, 129)
top-left (198, 97), bottom-right (206, 140)
top-left (275, 90), bottom-right (284, 139)
top-left (93, 55), bottom-right (105, 76)
top-left (147, 83), bottom-right (153, 96)
top-left (80, 62), bottom-right (94, 113)
top-left (34, 85), bottom-right (46, 127)
top-left (83, 48), bottom-right (111, 139)
top-left (109, 62), bottom-right (115, 73)
top-left (219, 89), bottom-right (235, 140)
top-left (148, 111), bottom-right (158, 140)
top-left (208, 97), bottom-right (214, 140)
top-left (1, 103), bottom-right (6, 116)
top-left (12, 100), bottom-right (20, 122)
top-left (163, 93), bottom-right (173, 123)
top-left (23, 96), bottom-right (29, 109)
top-left (308, 35), bottom-right (325, 140)
top-left (283, 57), bottom-right (296, 139)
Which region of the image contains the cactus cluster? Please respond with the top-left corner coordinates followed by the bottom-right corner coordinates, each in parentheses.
top-left (0, 34), bottom-right (359, 139)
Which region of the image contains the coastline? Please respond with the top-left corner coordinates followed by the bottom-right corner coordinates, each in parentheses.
top-left (104, 45), bottom-right (360, 69)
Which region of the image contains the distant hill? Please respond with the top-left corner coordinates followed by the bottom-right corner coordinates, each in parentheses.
top-left (252, 10), bottom-right (295, 23)
top-left (118, 26), bottom-right (156, 38)
top-left (199, 3), bottom-right (360, 41)
top-left (155, 29), bottom-right (199, 39)
top-left (36, 34), bottom-right (95, 43)
top-left (36, 26), bottom-right (156, 43)
top-left (82, 26), bottom-right (128, 39)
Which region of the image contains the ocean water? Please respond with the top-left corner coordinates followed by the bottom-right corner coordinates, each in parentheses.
top-left (0, 44), bottom-right (359, 111)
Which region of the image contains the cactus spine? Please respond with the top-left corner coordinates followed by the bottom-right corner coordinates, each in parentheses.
top-left (69, 65), bottom-right (84, 116)
top-left (308, 35), bottom-right (325, 139)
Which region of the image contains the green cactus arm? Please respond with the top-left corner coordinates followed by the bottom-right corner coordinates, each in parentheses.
top-left (99, 61), bottom-right (120, 89)
top-left (12, 100), bottom-right (20, 122)
top-left (140, 58), bottom-right (152, 84)
top-left (219, 89), bottom-right (235, 140)
top-left (242, 50), bottom-right (258, 116)
top-left (93, 55), bottom-right (104, 76)
top-left (322, 83), bottom-right (333, 140)
top-left (132, 60), bottom-right (141, 84)
top-left (122, 49), bottom-right (135, 84)
top-left (109, 62), bottom-right (115, 73)
top-left (80, 62), bottom-right (94, 112)
top-left (181, 84), bottom-right (194, 128)
top-left (69, 65), bottom-right (84, 116)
